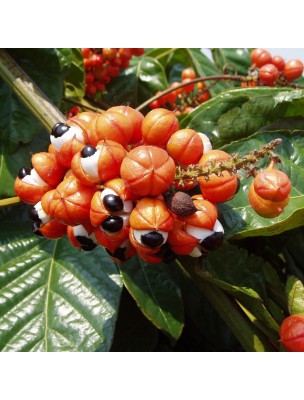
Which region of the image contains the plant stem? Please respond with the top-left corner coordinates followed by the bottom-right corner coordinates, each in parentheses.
top-left (136, 74), bottom-right (245, 111)
top-left (0, 49), bottom-right (65, 132)
top-left (174, 138), bottom-right (282, 184)
top-left (0, 196), bottom-right (21, 208)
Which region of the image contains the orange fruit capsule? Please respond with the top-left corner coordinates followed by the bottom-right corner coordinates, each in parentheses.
top-left (279, 315), bottom-right (304, 352)
top-left (14, 167), bottom-right (53, 205)
top-left (166, 128), bottom-right (204, 166)
top-left (253, 166), bottom-right (291, 202)
top-left (31, 152), bottom-right (66, 187)
top-left (32, 218), bottom-right (67, 240)
top-left (88, 109), bottom-right (133, 147)
top-left (107, 105), bottom-right (144, 145)
top-left (141, 108), bottom-right (179, 148)
top-left (120, 145), bottom-right (176, 197)
top-left (71, 140), bottom-right (127, 186)
top-left (198, 150), bottom-right (238, 203)
top-left (49, 175), bottom-right (96, 226)
top-left (248, 183), bottom-right (290, 218)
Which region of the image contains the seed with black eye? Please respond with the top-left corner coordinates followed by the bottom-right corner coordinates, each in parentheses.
top-left (32, 221), bottom-right (43, 237)
top-left (103, 194), bottom-right (124, 212)
top-left (29, 207), bottom-right (41, 223)
top-left (201, 232), bottom-right (224, 251)
top-left (18, 167), bottom-right (31, 179)
top-left (81, 145), bottom-right (97, 158)
top-left (101, 216), bottom-right (123, 233)
top-left (76, 235), bottom-right (96, 251)
top-left (51, 123), bottom-right (70, 138)
top-left (141, 231), bottom-right (164, 248)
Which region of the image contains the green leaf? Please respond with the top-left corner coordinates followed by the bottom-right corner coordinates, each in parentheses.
top-left (170, 265), bottom-right (243, 351)
top-left (0, 216), bottom-right (123, 352)
top-left (218, 130), bottom-right (304, 239)
top-left (202, 242), bottom-right (280, 341)
top-left (110, 288), bottom-right (159, 351)
top-left (180, 87), bottom-right (304, 148)
top-left (101, 56), bottom-right (168, 108)
top-left (177, 257), bottom-right (275, 351)
top-left (0, 49), bottom-right (69, 152)
top-left (0, 132), bottom-right (50, 199)
top-left (211, 48), bottom-right (251, 76)
top-left (285, 275), bottom-right (304, 316)
top-left (62, 48), bottom-right (85, 101)
top-left (120, 256), bottom-right (184, 341)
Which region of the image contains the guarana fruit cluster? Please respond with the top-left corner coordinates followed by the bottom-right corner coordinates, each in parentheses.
top-left (149, 67), bottom-right (211, 115)
top-left (82, 48), bottom-right (145, 97)
top-left (245, 48), bottom-right (304, 87)
top-left (14, 106), bottom-right (291, 265)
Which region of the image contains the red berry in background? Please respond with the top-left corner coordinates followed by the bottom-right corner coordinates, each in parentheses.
top-left (250, 48), bottom-right (272, 68)
top-left (199, 91), bottom-right (211, 103)
top-left (132, 48), bottom-right (145, 56)
top-left (279, 315), bottom-right (304, 352)
top-left (182, 78), bottom-right (195, 93)
top-left (85, 72), bottom-right (95, 84)
top-left (102, 48), bottom-right (117, 60)
top-left (86, 83), bottom-right (97, 96)
top-left (81, 48), bottom-right (91, 59)
top-left (181, 67), bottom-right (196, 80)
top-left (119, 48), bottom-right (132, 61)
top-left (271, 55), bottom-right (285, 71)
top-left (283, 59), bottom-right (304, 81)
top-left (259, 64), bottom-right (279, 86)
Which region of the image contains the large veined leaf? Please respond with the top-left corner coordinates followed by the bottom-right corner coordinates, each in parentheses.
top-left (285, 276), bottom-right (304, 316)
top-left (0, 49), bottom-right (71, 152)
top-left (211, 48), bottom-right (252, 76)
top-left (180, 87), bottom-right (304, 148)
top-left (0, 215), bottom-right (123, 352)
top-left (0, 132), bottom-right (50, 199)
top-left (101, 56), bottom-right (168, 108)
top-left (120, 256), bottom-right (184, 341)
top-left (218, 130), bottom-right (304, 239)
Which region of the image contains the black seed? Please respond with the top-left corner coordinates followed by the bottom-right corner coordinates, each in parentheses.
top-left (32, 221), bottom-right (43, 237)
top-left (51, 123), bottom-right (70, 138)
top-left (81, 145), bottom-right (97, 158)
top-left (106, 247), bottom-right (126, 261)
top-left (29, 207), bottom-right (42, 223)
top-left (103, 194), bottom-right (124, 212)
top-left (18, 167), bottom-right (31, 179)
top-left (141, 231), bottom-right (164, 248)
top-left (75, 235), bottom-right (96, 251)
top-left (101, 216), bottom-right (123, 233)
top-left (157, 244), bottom-right (176, 264)
top-left (201, 232), bottom-right (224, 251)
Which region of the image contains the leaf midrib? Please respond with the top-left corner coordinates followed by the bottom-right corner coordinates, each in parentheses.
top-left (43, 240), bottom-right (57, 352)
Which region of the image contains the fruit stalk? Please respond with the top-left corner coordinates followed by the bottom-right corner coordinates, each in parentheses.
top-left (0, 49), bottom-right (65, 132)
top-left (174, 138), bottom-right (283, 184)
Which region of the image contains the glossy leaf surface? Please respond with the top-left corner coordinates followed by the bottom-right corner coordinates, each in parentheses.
top-left (0, 215), bottom-right (122, 352)
top-left (120, 256), bottom-right (184, 341)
